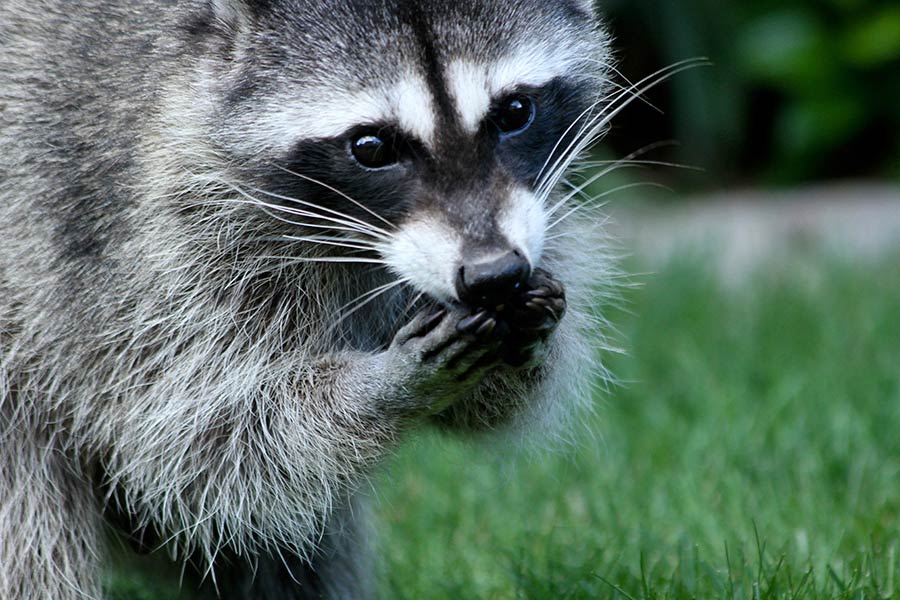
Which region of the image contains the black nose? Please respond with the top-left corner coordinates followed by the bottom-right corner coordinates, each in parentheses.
top-left (456, 250), bottom-right (531, 306)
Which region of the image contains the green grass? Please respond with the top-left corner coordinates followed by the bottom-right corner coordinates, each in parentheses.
top-left (374, 253), bottom-right (900, 599)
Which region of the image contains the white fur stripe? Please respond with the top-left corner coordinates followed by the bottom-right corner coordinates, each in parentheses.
top-left (250, 74), bottom-right (437, 151)
top-left (447, 43), bottom-right (584, 133)
top-left (498, 187), bottom-right (547, 267)
top-left (381, 217), bottom-right (462, 302)
top-left (446, 61), bottom-right (492, 133)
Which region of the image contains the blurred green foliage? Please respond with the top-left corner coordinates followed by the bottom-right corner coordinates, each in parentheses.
top-left (600, 0), bottom-right (900, 186)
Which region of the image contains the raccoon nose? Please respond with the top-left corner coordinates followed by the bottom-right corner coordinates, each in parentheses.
top-left (456, 249), bottom-right (531, 306)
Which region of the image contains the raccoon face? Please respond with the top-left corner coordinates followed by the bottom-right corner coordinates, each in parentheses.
top-left (208, 0), bottom-right (609, 306)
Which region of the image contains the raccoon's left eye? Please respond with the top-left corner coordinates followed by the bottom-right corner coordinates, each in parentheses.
top-left (350, 133), bottom-right (401, 169)
top-left (493, 95), bottom-right (535, 135)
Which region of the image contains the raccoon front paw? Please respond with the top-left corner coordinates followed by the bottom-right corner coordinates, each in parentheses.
top-left (500, 268), bottom-right (566, 368)
top-left (390, 307), bottom-right (505, 414)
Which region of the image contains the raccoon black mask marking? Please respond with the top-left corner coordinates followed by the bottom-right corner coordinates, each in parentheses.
top-left (0, 0), bottom-right (617, 597)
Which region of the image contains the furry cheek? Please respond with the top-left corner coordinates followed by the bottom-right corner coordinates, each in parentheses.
top-left (379, 216), bottom-right (462, 303)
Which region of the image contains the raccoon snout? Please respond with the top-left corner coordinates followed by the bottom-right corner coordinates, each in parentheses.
top-left (455, 249), bottom-right (531, 307)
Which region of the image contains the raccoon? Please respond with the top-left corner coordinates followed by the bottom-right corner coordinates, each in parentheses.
top-left (0, 0), bottom-right (616, 597)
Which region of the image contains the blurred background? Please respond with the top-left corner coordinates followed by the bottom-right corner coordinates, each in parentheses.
top-left (603, 0), bottom-right (900, 187)
top-left (591, 0), bottom-right (900, 286)
top-left (592, 0), bottom-right (900, 276)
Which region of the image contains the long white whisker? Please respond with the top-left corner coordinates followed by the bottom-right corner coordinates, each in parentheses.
top-left (547, 182), bottom-right (670, 231)
top-left (327, 279), bottom-right (408, 336)
top-left (533, 78), bottom-right (654, 196)
top-left (535, 91), bottom-right (622, 199)
top-left (217, 195), bottom-right (384, 240)
top-left (533, 96), bottom-right (608, 188)
top-left (569, 140), bottom-right (688, 172)
top-left (398, 291), bottom-right (426, 324)
top-left (225, 185), bottom-right (391, 242)
top-left (247, 185), bottom-right (393, 239)
top-left (278, 235), bottom-right (378, 253)
top-left (257, 204), bottom-right (382, 238)
top-left (256, 256), bottom-right (388, 265)
top-left (268, 163), bottom-right (396, 230)
top-left (336, 279), bottom-right (406, 318)
top-left (544, 230), bottom-right (580, 242)
top-left (582, 57), bottom-right (665, 114)
top-left (574, 158), bottom-right (702, 171)
top-left (241, 234), bottom-right (378, 256)
top-left (536, 58), bottom-right (710, 199)
top-left (546, 141), bottom-right (688, 219)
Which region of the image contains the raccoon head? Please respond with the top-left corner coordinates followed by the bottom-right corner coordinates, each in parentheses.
top-left (200, 0), bottom-right (611, 308)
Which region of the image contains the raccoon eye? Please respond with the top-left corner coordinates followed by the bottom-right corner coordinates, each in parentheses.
top-left (493, 95), bottom-right (535, 134)
top-left (350, 133), bottom-right (400, 169)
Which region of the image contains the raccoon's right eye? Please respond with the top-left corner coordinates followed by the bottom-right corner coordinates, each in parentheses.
top-left (493, 95), bottom-right (535, 135)
top-left (350, 133), bottom-right (401, 169)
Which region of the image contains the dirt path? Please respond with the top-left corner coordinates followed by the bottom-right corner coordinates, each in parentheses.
top-left (608, 182), bottom-right (900, 276)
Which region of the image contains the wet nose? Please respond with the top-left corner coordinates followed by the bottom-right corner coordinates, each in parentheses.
top-left (456, 249), bottom-right (531, 306)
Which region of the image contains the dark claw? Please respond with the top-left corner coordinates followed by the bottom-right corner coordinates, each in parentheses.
top-left (547, 280), bottom-right (564, 296)
top-left (527, 297), bottom-right (551, 309)
top-left (550, 298), bottom-right (566, 317)
top-left (475, 318), bottom-right (497, 337)
top-left (422, 310), bottom-right (447, 333)
top-left (457, 310), bottom-right (488, 333)
top-left (474, 268), bottom-right (566, 369)
top-left (525, 301), bottom-right (546, 313)
top-left (526, 287), bottom-right (552, 299)
top-left (529, 269), bottom-right (564, 297)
